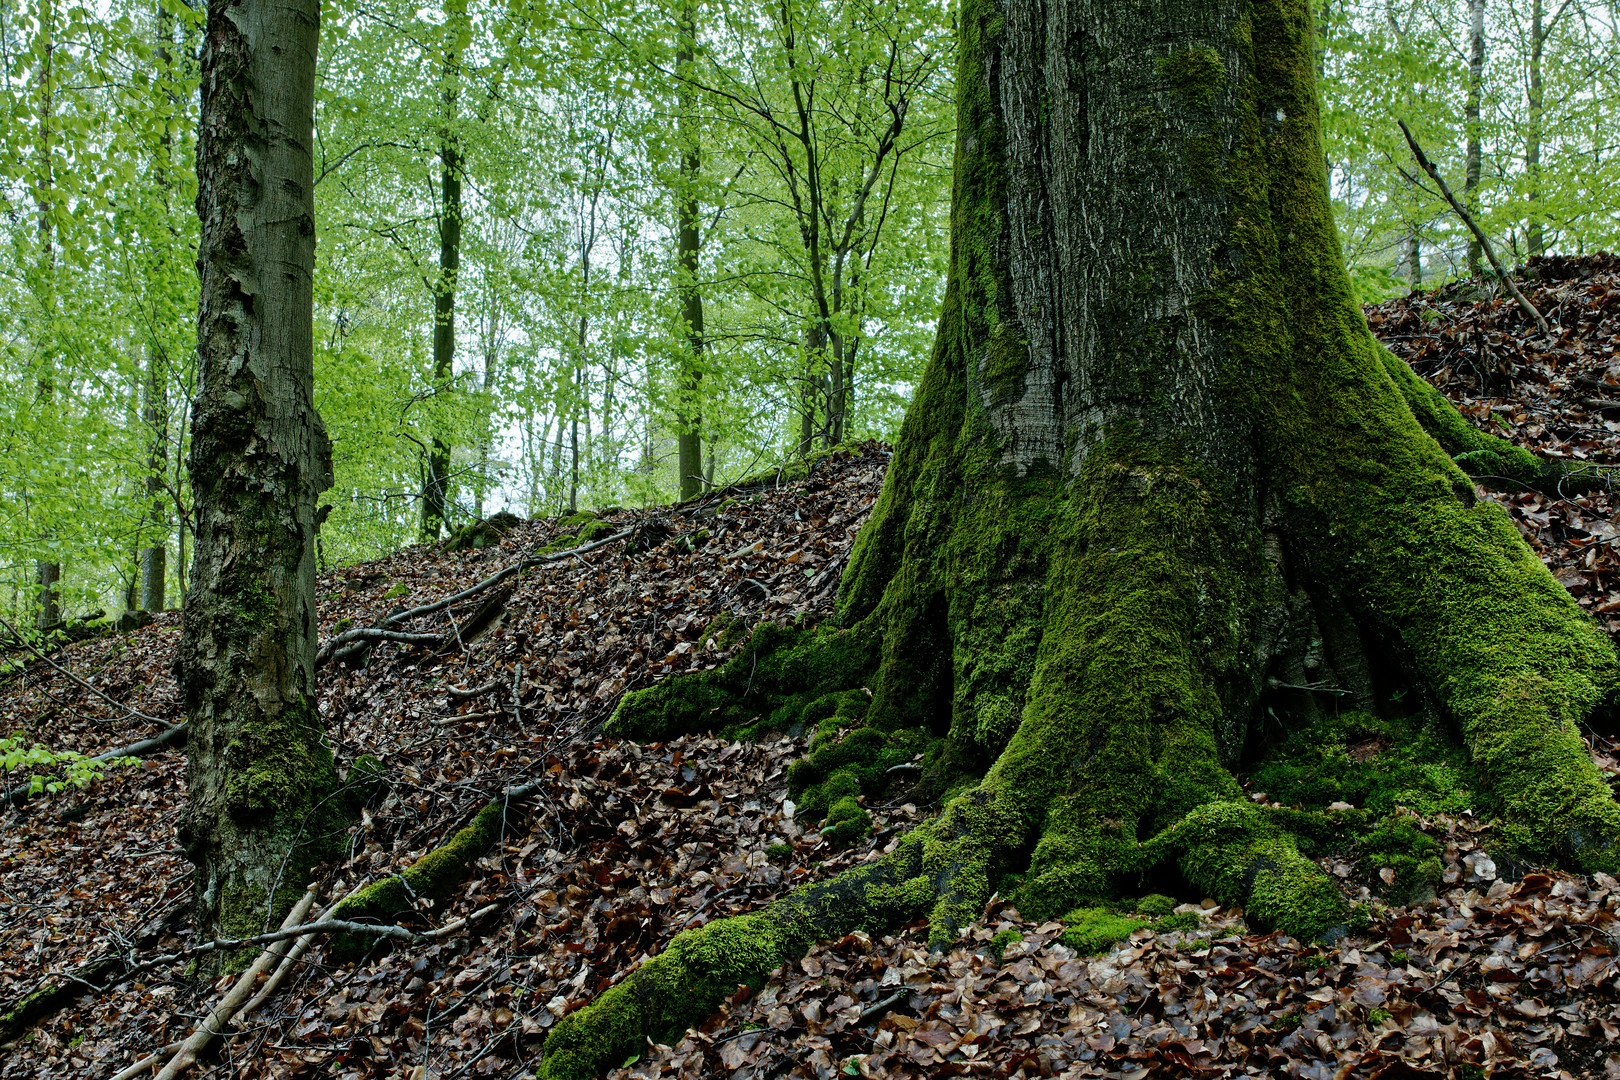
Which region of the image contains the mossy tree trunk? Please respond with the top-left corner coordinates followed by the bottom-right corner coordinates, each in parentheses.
top-left (180, 0), bottom-right (339, 949)
top-left (539, 0), bottom-right (1620, 1071)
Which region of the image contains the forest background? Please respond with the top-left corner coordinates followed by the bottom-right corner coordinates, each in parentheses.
top-left (0, 0), bottom-right (1616, 622)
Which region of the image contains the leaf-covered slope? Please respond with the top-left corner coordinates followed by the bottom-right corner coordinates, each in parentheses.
top-left (8, 259), bottom-right (1620, 1080)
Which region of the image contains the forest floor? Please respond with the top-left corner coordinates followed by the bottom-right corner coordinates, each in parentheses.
top-left (5, 254), bottom-right (1620, 1080)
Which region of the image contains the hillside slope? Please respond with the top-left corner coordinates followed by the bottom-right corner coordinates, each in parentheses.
top-left (5, 257), bottom-right (1620, 1080)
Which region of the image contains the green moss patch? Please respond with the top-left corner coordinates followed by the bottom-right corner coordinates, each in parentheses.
top-left (1059, 907), bottom-right (1151, 955)
top-left (1157, 47), bottom-right (1226, 107)
top-left (821, 797), bottom-right (872, 846)
top-left (330, 801), bottom-right (506, 960)
top-left (1358, 814), bottom-right (1444, 901)
top-left (1246, 710), bottom-right (1477, 818)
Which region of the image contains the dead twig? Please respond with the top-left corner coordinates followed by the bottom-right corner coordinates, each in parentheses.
top-left (1396, 121), bottom-right (1550, 336)
top-left (0, 614), bottom-right (169, 725)
top-left (146, 886), bottom-right (321, 1080)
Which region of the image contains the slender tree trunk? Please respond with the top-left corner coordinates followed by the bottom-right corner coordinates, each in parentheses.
top-left (540, 0), bottom-right (1620, 1071)
top-left (674, 0), bottom-right (706, 500)
top-left (422, 0), bottom-right (466, 542)
top-left (34, 0), bottom-right (55, 404)
top-left (1464, 0), bottom-right (1485, 277)
top-left (31, 0), bottom-right (58, 620)
top-left (140, 545), bottom-right (166, 612)
top-left (142, 344), bottom-right (169, 611)
top-left (1526, 0), bottom-right (1545, 257)
top-left (1405, 230), bottom-right (1422, 288)
top-left (139, 0), bottom-right (179, 611)
top-left (569, 363), bottom-right (582, 515)
top-left (474, 306), bottom-right (500, 519)
top-left (179, 0), bottom-right (339, 948)
top-left (34, 560), bottom-right (58, 630)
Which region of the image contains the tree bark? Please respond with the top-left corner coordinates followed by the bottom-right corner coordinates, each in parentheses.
top-left (1464, 0), bottom-right (1485, 277)
top-left (33, 0), bottom-right (56, 404)
top-left (180, 0), bottom-right (339, 948)
top-left (674, 0), bottom-right (705, 501)
top-left (140, 545), bottom-right (166, 612)
top-left (422, 0), bottom-right (467, 543)
top-left (539, 0), bottom-right (1620, 1071)
top-left (34, 560), bottom-right (58, 630)
top-left (1526, 0), bottom-right (1544, 257)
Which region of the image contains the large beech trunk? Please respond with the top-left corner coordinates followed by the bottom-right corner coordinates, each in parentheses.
top-left (179, 0), bottom-right (338, 947)
top-left (537, 0), bottom-right (1620, 1071)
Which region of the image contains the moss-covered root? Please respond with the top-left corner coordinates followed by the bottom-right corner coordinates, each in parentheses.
top-left (328, 801), bottom-right (507, 960)
top-left (1377, 348), bottom-right (1609, 494)
top-left (1151, 801), bottom-right (1347, 941)
top-left (1215, 0), bottom-right (1620, 871)
top-left (539, 836), bottom-right (933, 1080)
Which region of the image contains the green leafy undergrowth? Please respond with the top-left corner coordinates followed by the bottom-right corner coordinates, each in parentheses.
top-left (2, 733), bottom-right (140, 796)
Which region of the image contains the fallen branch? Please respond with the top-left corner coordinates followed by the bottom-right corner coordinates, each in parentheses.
top-left (1396, 121), bottom-right (1551, 336)
top-left (118, 901), bottom-right (506, 991)
top-left (447, 680), bottom-right (503, 698)
top-left (859, 989), bottom-right (909, 1021)
top-left (0, 614), bottom-right (169, 725)
top-left (0, 903), bottom-right (187, 1045)
top-left (316, 528), bottom-right (631, 668)
top-left (148, 886), bottom-right (320, 1080)
top-left (110, 882), bottom-right (370, 1080)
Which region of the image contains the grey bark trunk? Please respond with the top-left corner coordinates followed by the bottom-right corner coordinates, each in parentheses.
top-left (423, 32), bottom-right (464, 542)
top-left (34, 0), bottom-right (56, 404)
top-left (1464, 0), bottom-right (1484, 276)
top-left (474, 301), bottom-right (503, 518)
top-left (1405, 231), bottom-right (1422, 288)
top-left (34, 561), bottom-right (58, 630)
top-left (180, 0), bottom-right (338, 946)
top-left (675, 0), bottom-right (705, 500)
top-left (1527, 0), bottom-right (1544, 257)
top-left (140, 546), bottom-right (166, 611)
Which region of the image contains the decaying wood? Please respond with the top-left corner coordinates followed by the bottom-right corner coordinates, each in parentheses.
top-left (147, 886), bottom-right (319, 1080)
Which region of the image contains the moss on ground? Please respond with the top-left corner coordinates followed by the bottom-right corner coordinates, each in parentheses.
top-left (989, 928), bottom-right (1023, 959)
top-left (1245, 710), bottom-right (1476, 818)
top-left (1358, 814), bottom-right (1444, 900)
top-left (1060, 907), bottom-right (1151, 954)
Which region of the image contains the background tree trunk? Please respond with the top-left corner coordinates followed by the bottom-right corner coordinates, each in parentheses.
top-left (674, 0), bottom-right (705, 501)
top-left (34, 560), bottom-right (58, 630)
top-left (422, 0), bottom-right (467, 542)
top-left (1527, 0), bottom-right (1544, 257)
top-left (1464, 0), bottom-right (1485, 277)
top-left (179, 0), bottom-right (339, 947)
